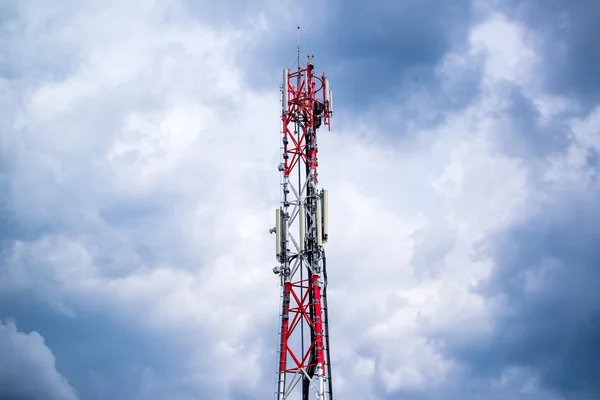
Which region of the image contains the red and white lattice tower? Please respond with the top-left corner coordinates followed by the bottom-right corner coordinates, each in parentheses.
top-left (270, 42), bottom-right (334, 400)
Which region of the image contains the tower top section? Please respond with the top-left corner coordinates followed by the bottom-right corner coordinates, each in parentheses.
top-left (280, 58), bottom-right (333, 180)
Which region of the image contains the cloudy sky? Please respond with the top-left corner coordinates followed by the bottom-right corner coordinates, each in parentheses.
top-left (1, 0), bottom-right (599, 399)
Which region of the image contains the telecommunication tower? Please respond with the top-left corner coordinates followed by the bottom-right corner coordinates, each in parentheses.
top-left (270, 30), bottom-right (334, 400)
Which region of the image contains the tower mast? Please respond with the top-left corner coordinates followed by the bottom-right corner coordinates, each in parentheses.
top-left (271, 31), bottom-right (334, 400)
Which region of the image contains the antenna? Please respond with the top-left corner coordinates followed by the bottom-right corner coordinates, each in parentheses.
top-left (297, 26), bottom-right (301, 71)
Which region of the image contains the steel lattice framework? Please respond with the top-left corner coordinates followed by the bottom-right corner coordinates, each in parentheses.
top-left (271, 52), bottom-right (334, 400)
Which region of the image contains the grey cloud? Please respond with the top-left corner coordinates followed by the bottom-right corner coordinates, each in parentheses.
top-left (2, 1), bottom-right (598, 400)
top-left (411, 222), bottom-right (456, 280)
top-left (0, 319), bottom-right (78, 400)
top-left (0, 296), bottom-right (214, 400)
top-left (442, 193), bottom-right (600, 399)
top-left (490, 83), bottom-right (573, 163)
top-left (319, 0), bottom-right (474, 100)
top-left (377, 376), bottom-right (565, 400)
top-left (179, 0), bottom-right (274, 26)
top-left (247, 0), bottom-right (479, 116)
top-left (502, 0), bottom-right (600, 107)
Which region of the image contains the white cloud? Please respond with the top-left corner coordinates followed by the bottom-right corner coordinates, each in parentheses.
top-left (0, 320), bottom-right (78, 400)
top-left (469, 13), bottom-right (539, 87)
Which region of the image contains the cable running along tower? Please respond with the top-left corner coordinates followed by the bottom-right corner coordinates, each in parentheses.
top-left (271, 32), bottom-right (334, 400)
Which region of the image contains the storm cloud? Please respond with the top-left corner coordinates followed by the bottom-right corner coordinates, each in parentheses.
top-left (502, 0), bottom-right (600, 106)
top-left (1, 0), bottom-right (599, 399)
